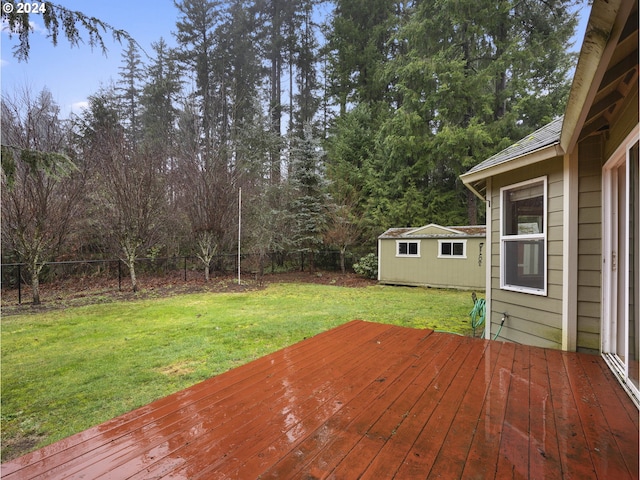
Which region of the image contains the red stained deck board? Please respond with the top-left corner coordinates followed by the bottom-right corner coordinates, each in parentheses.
top-left (154, 324), bottom-right (433, 479)
top-left (527, 346), bottom-right (562, 479)
top-left (426, 337), bottom-right (503, 479)
top-left (242, 328), bottom-right (453, 479)
top-left (495, 344), bottom-right (531, 479)
top-left (93, 322), bottom-right (405, 479)
top-left (2, 320), bottom-right (638, 480)
top-left (460, 341), bottom-right (517, 479)
top-left (562, 351), bottom-right (637, 479)
top-left (545, 349), bottom-right (601, 479)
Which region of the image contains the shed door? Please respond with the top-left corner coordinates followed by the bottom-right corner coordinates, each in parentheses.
top-left (602, 129), bottom-right (639, 407)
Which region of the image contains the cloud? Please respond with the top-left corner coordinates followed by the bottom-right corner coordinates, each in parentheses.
top-left (71, 101), bottom-right (89, 112)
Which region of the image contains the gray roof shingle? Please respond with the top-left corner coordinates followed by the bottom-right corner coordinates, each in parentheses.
top-left (465, 116), bottom-right (564, 176)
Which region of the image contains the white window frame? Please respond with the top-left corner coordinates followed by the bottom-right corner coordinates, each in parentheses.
top-left (437, 239), bottom-right (467, 258)
top-left (500, 176), bottom-right (547, 296)
top-left (396, 240), bottom-right (420, 257)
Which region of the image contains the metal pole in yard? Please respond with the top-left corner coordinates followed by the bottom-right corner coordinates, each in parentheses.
top-left (184, 256), bottom-right (187, 282)
top-left (17, 264), bottom-right (22, 305)
top-left (238, 187), bottom-right (241, 285)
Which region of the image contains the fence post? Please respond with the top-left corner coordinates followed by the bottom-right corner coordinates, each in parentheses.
top-left (184, 256), bottom-right (187, 282)
top-left (118, 260), bottom-right (122, 291)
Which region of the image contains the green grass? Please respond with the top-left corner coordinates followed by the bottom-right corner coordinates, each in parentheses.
top-left (1, 283), bottom-right (473, 461)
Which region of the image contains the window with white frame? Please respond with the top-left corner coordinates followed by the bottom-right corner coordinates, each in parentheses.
top-left (500, 177), bottom-right (547, 295)
top-left (396, 240), bottom-right (420, 257)
top-left (438, 240), bottom-right (466, 258)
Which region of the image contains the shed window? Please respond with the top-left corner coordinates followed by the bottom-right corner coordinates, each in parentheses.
top-left (500, 177), bottom-right (547, 295)
top-left (438, 240), bottom-right (466, 258)
top-left (397, 240), bottom-right (420, 257)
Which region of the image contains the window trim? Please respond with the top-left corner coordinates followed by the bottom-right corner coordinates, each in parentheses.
top-left (500, 176), bottom-right (547, 296)
top-left (396, 240), bottom-right (420, 257)
top-left (437, 239), bottom-right (467, 258)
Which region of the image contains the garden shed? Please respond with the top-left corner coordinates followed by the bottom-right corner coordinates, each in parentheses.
top-left (378, 224), bottom-right (486, 290)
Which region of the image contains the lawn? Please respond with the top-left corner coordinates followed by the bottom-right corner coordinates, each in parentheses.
top-left (1, 282), bottom-right (474, 461)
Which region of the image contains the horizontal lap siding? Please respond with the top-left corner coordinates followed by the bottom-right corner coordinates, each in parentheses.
top-left (379, 238), bottom-right (485, 289)
top-left (576, 136), bottom-right (603, 354)
top-left (490, 158), bottom-right (564, 349)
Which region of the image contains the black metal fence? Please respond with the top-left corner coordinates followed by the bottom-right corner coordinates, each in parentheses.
top-left (1, 250), bottom-right (360, 304)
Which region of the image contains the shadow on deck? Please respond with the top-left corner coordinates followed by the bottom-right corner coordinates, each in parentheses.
top-left (2, 320), bottom-right (638, 479)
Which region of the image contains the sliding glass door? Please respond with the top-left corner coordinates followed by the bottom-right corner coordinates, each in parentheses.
top-left (602, 128), bottom-right (639, 405)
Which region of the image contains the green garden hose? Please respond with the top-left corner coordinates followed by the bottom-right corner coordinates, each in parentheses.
top-left (469, 297), bottom-right (486, 337)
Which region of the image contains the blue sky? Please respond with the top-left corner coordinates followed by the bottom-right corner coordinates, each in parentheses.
top-left (1, 0), bottom-right (592, 118)
top-left (1, 0), bottom-right (180, 115)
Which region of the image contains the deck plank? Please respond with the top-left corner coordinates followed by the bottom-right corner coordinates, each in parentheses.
top-left (460, 341), bottom-right (517, 479)
top-left (188, 325), bottom-right (435, 479)
top-left (577, 354), bottom-right (639, 473)
top-left (545, 349), bottom-right (598, 479)
top-left (527, 345), bottom-right (562, 479)
top-left (253, 329), bottom-right (452, 479)
top-left (316, 333), bottom-right (462, 478)
top-left (426, 338), bottom-right (502, 479)
top-left (121, 322), bottom-right (406, 479)
top-left (563, 352), bottom-right (637, 479)
top-left (392, 337), bottom-right (491, 478)
top-left (2, 320), bottom-right (638, 480)
top-left (495, 344), bottom-right (530, 479)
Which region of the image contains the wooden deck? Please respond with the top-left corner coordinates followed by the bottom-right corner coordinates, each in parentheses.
top-left (2, 320), bottom-right (638, 479)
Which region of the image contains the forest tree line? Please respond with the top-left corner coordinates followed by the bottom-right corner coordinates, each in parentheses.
top-left (1, 0), bottom-right (579, 302)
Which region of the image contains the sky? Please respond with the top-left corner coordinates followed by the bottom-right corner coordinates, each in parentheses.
top-left (1, 0), bottom-right (592, 119)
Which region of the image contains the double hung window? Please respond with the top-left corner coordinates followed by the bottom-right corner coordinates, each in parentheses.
top-left (500, 177), bottom-right (547, 295)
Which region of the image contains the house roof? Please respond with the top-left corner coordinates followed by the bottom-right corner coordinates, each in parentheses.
top-left (463, 116), bottom-right (564, 177)
top-left (379, 224), bottom-right (486, 239)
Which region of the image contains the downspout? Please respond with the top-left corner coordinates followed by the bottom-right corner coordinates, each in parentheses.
top-left (484, 177), bottom-right (492, 340)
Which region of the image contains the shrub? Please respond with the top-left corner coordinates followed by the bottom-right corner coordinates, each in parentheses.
top-left (353, 253), bottom-right (378, 279)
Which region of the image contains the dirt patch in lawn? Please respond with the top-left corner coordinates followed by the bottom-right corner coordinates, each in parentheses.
top-left (1, 270), bottom-right (377, 316)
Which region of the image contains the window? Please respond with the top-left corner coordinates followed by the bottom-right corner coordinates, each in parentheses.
top-left (438, 240), bottom-right (466, 258)
top-left (396, 240), bottom-right (420, 257)
top-left (500, 177), bottom-right (547, 295)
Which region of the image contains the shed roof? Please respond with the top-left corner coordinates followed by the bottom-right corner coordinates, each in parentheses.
top-left (379, 224), bottom-right (486, 239)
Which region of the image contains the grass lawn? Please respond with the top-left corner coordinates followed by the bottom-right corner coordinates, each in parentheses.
top-left (1, 282), bottom-right (474, 461)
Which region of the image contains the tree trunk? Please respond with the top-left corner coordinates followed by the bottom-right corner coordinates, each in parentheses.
top-left (204, 263), bottom-right (210, 282)
top-left (340, 247), bottom-right (346, 274)
top-left (467, 190), bottom-right (478, 225)
top-left (128, 255), bottom-right (138, 293)
top-left (31, 264), bottom-right (41, 305)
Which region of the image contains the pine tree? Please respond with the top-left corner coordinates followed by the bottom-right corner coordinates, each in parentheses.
top-left (289, 124), bottom-right (329, 272)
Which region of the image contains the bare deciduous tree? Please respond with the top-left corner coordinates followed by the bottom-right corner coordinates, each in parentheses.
top-left (324, 201), bottom-right (361, 274)
top-left (79, 93), bottom-right (167, 292)
top-left (1, 88), bottom-right (83, 304)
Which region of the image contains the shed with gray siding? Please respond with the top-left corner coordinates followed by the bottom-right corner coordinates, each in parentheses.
top-left (378, 224), bottom-right (486, 290)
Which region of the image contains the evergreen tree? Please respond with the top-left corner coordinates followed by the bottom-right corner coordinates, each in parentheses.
top-left (140, 38), bottom-right (182, 154)
top-left (116, 40), bottom-right (145, 144)
top-left (289, 125), bottom-right (329, 272)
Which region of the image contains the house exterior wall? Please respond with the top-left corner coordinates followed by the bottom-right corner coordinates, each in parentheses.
top-left (576, 135), bottom-right (604, 354)
top-left (576, 86), bottom-right (639, 354)
top-left (488, 157), bottom-right (565, 349)
top-left (378, 237), bottom-right (485, 290)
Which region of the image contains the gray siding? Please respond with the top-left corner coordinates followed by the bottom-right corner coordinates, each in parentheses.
top-left (379, 237), bottom-right (485, 290)
top-left (576, 136), bottom-right (604, 353)
top-left (575, 87), bottom-right (639, 354)
top-left (489, 158), bottom-right (564, 349)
